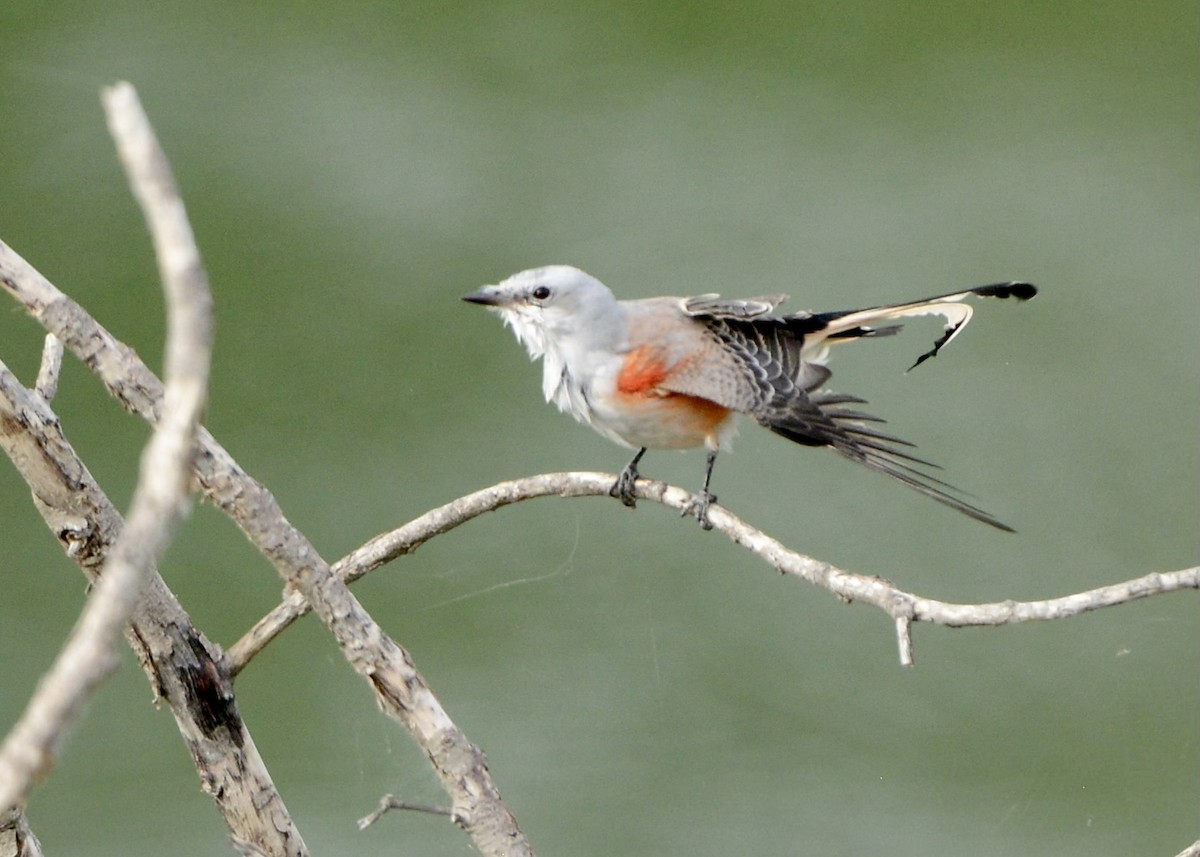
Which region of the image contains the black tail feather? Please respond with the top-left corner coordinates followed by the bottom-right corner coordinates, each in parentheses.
top-left (849, 448), bottom-right (1014, 532)
top-left (763, 401), bottom-right (1013, 531)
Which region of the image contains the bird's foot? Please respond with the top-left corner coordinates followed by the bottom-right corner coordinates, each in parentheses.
top-left (682, 490), bottom-right (717, 530)
top-left (610, 464), bottom-right (640, 508)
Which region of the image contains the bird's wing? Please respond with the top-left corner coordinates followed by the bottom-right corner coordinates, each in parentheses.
top-left (653, 311), bottom-right (807, 414)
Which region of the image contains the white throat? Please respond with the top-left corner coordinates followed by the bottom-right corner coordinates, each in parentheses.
top-left (500, 301), bottom-right (627, 416)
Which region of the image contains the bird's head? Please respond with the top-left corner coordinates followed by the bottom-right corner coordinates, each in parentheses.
top-left (463, 265), bottom-right (620, 359)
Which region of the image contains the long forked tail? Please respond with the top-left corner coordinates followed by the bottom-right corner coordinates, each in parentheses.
top-left (798, 282), bottom-right (1037, 370)
top-left (766, 281), bottom-right (1037, 531)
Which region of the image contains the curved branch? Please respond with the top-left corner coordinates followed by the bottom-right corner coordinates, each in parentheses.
top-left (228, 472), bottom-right (1200, 672)
top-left (0, 82), bottom-right (212, 810)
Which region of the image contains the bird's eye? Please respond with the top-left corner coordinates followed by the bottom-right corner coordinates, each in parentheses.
top-left (531, 286), bottom-right (551, 301)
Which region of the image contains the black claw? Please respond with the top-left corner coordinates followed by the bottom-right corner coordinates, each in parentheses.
top-left (610, 448), bottom-right (647, 509)
top-left (610, 468), bottom-right (639, 508)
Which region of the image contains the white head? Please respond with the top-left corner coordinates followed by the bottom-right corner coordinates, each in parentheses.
top-left (463, 265), bottom-right (624, 360)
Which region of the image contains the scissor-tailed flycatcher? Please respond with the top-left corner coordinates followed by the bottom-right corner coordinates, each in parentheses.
top-left (464, 266), bottom-right (1036, 531)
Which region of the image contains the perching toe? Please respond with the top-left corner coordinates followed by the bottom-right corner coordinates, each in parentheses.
top-left (682, 491), bottom-right (717, 530)
top-left (610, 467), bottom-right (639, 508)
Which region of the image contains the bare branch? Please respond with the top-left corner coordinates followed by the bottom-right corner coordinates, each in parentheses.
top-left (0, 83), bottom-right (304, 853)
top-left (0, 251), bottom-right (531, 853)
top-left (0, 82), bottom-right (213, 811)
top-left (0, 364), bottom-right (306, 854)
top-left (0, 806), bottom-right (45, 857)
top-left (228, 472), bottom-right (1200, 672)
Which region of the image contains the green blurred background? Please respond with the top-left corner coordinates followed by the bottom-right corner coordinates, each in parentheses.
top-left (1, 2), bottom-right (1196, 854)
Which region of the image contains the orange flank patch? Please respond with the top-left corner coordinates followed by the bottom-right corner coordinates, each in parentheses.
top-left (616, 345), bottom-right (672, 394)
top-left (616, 346), bottom-right (731, 438)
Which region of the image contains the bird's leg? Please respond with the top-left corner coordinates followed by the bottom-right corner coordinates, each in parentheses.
top-left (682, 450), bottom-right (719, 530)
top-left (610, 448), bottom-right (647, 508)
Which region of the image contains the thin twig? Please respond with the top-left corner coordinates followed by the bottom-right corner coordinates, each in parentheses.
top-left (358, 795), bottom-right (454, 830)
top-left (34, 333), bottom-right (62, 402)
top-left (0, 82), bottom-right (212, 810)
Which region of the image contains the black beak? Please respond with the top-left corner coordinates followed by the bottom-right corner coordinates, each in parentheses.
top-left (462, 286), bottom-right (502, 306)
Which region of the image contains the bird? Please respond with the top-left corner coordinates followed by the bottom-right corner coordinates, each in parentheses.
top-left (463, 265), bottom-right (1037, 531)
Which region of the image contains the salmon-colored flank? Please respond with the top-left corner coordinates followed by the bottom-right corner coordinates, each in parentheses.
top-left (617, 346), bottom-right (731, 436)
top-left (616, 345), bottom-right (672, 394)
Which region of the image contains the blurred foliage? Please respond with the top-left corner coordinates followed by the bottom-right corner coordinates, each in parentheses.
top-left (1, 2), bottom-right (1195, 855)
